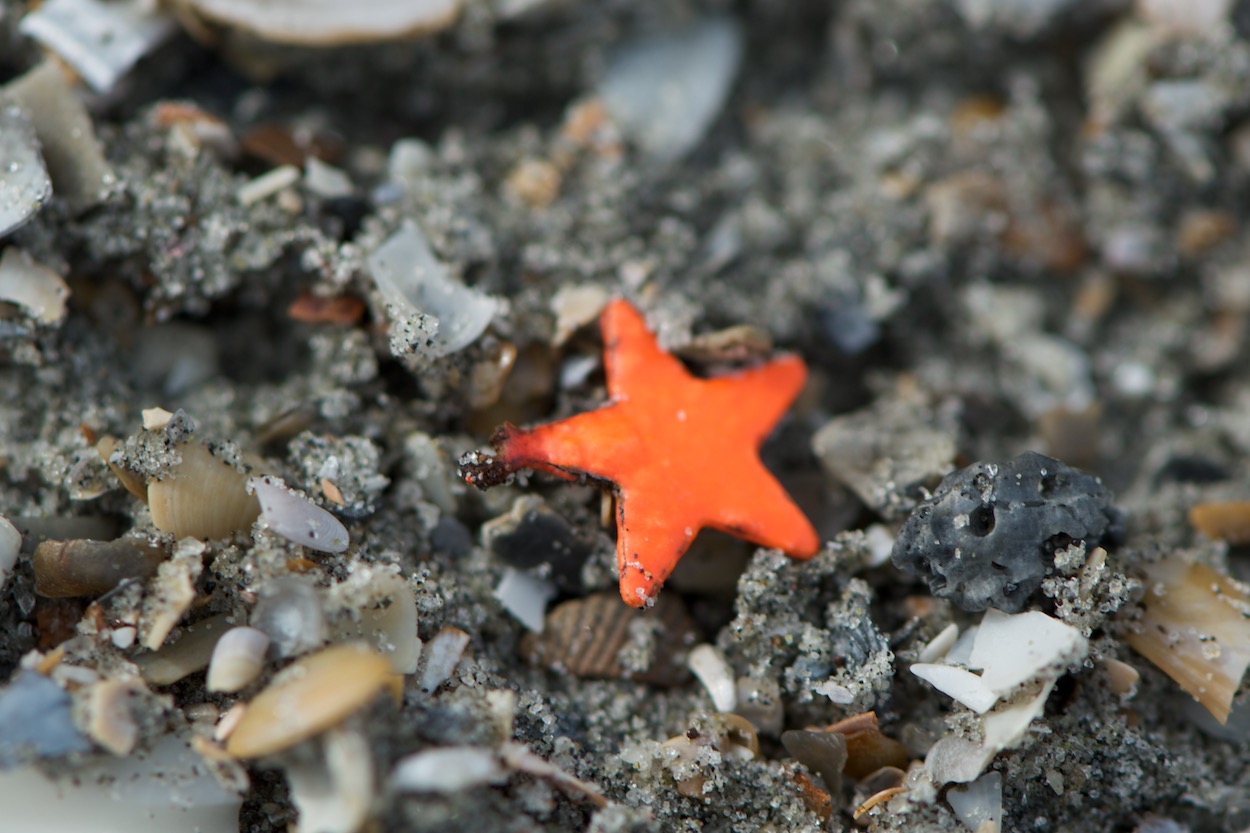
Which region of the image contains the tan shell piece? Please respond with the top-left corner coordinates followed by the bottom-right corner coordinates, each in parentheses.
top-left (226, 642), bottom-right (398, 759)
top-left (183, 0), bottom-right (463, 45)
top-left (521, 591), bottom-right (696, 686)
top-left (1124, 556), bottom-right (1250, 724)
top-left (95, 435), bottom-right (147, 500)
top-left (148, 443), bottom-right (261, 540)
top-left (819, 711), bottom-right (909, 781)
top-left (1188, 501), bottom-right (1250, 544)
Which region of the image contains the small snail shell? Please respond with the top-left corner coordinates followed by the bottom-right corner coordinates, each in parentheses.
top-left (207, 626), bottom-right (271, 693)
top-left (148, 443), bottom-right (260, 540)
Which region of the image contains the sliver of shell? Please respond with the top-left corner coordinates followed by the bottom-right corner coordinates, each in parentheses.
top-left (147, 443), bottom-right (261, 540)
top-left (521, 591), bottom-right (696, 686)
top-left (182, 0), bottom-right (464, 45)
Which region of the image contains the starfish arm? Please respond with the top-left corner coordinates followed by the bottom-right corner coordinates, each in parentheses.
top-left (614, 490), bottom-right (700, 608)
top-left (601, 300), bottom-right (689, 401)
top-left (706, 355), bottom-right (809, 445)
top-left (706, 459), bottom-right (821, 558)
top-left (496, 406), bottom-right (640, 483)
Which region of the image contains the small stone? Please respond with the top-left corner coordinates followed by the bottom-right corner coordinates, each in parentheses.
top-left (892, 451), bottom-right (1123, 612)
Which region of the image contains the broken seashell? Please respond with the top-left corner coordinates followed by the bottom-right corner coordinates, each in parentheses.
top-left (0, 247), bottom-right (70, 324)
top-left (1124, 556), bottom-right (1250, 724)
top-left (946, 770), bottom-right (1003, 833)
top-left (781, 729), bottom-right (847, 795)
top-left (1188, 500), bottom-right (1250, 544)
top-left (493, 567), bottom-right (556, 633)
top-left (206, 627), bottom-right (270, 693)
top-left (0, 104), bottom-right (51, 239)
top-left (81, 678), bottom-right (145, 756)
top-left (284, 727), bottom-right (373, 833)
top-left (138, 538), bottom-right (205, 650)
top-left (522, 591), bottom-right (696, 687)
top-left (181, 0), bottom-right (463, 45)
top-left (226, 643), bottom-right (398, 759)
top-left (390, 746), bottom-right (508, 793)
top-left (142, 408), bottom-right (174, 431)
top-left (823, 712), bottom-right (909, 781)
top-left (249, 475), bottom-right (349, 553)
top-left (551, 285), bottom-right (610, 347)
top-left (418, 626), bottom-right (471, 694)
top-left (499, 742), bottom-right (608, 807)
top-left (330, 569), bottom-right (420, 674)
top-left (0, 515), bottom-right (22, 592)
top-left (147, 443), bottom-right (261, 540)
top-left (133, 613), bottom-right (233, 686)
top-left (252, 576), bottom-right (327, 658)
top-left (93, 435), bottom-right (148, 500)
top-left (687, 644), bottom-right (736, 712)
top-left (33, 537), bottom-right (167, 598)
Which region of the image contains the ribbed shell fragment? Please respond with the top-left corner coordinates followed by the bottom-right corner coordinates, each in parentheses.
top-left (147, 443), bottom-right (260, 540)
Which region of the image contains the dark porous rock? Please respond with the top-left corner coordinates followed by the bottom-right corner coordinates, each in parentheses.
top-left (891, 451), bottom-right (1124, 613)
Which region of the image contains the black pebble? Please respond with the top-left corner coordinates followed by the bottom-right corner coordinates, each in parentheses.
top-left (891, 451), bottom-right (1124, 613)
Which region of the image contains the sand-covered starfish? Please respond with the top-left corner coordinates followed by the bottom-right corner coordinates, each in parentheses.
top-left (460, 299), bottom-right (820, 607)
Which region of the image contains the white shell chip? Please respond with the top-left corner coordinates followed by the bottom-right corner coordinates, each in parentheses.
top-left (250, 475), bottom-right (349, 553)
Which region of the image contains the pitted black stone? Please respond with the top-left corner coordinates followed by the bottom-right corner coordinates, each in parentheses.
top-left (891, 451), bottom-right (1124, 613)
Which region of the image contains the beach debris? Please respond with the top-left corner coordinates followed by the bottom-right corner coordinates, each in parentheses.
top-left (252, 577), bottom-right (327, 658)
top-left (206, 627), bottom-right (271, 693)
top-left (33, 537), bottom-right (167, 598)
top-left (284, 727), bottom-right (373, 833)
top-left (501, 741), bottom-right (608, 807)
top-left (138, 538), bottom-right (206, 650)
top-left (0, 672), bottom-right (91, 766)
top-left (598, 16), bottom-right (744, 163)
top-left (147, 443), bottom-right (261, 541)
top-left (946, 770), bottom-right (1003, 833)
top-left (142, 408), bottom-right (175, 431)
top-left (733, 676), bottom-right (784, 736)
top-left (688, 644), bottom-right (737, 712)
top-left (80, 678), bottom-right (146, 756)
top-left (781, 730), bottom-right (847, 795)
top-left (1188, 500), bottom-right (1250, 544)
top-left (368, 220), bottom-right (502, 359)
top-left (236, 164), bottom-right (300, 206)
top-left (180, 0), bottom-right (463, 45)
top-left (417, 626), bottom-right (471, 694)
top-left (226, 643), bottom-right (398, 759)
top-left (0, 247), bottom-right (70, 325)
top-left (287, 290), bottom-right (366, 325)
top-left (503, 158), bottom-right (561, 209)
top-left (460, 300), bottom-right (819, 608)
top-left (822, 712), bottom-right (909, 780)
top-left (0, 732), bottom-right (242, 832)
top-left (1124, 556), bottom-right (1250, 724)
top-left (892, 451), bottom-right (1123, 612)
top-left (0, 61), bottom-right (114, 210)
top-left (482, 497), bottom-right (590, 593)
top-left (391, 746), bottom-right (508, 793)
top-left (493, 567), bottom-right (556, 633)
top-left (303, 157), bottom-right (353, 199)
top-left (0, 106), bottom-right (51, 238)
top-left (812, 396), bottom-right (958, 521)
top-left (133, 613), bottom-right (233, 685)
top-left (550, 285), bottom-right (610, 347)
top-left (329, 568), bottom-right (420, 674)
top-left (911, 609), bottom-right (1087, 714)
top-left (521, 591), bottom-right (696, 686)
top-left (651, 713), bottom-right (758, 798)
top-left (0, 515), bottom-right (20, 592)
top-left (18, 0), bottom-right (177, 95)
top-left (250, 475), bottom-right (349, 553)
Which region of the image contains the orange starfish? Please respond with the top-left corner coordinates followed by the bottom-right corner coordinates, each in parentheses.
top-left (461, 299), bottom-right (820, 607)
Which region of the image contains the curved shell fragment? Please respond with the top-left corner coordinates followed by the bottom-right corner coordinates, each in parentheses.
top-left (183, 0), bottom-right (463, 45)
top-left (250, 475), bottom-right (349, 553)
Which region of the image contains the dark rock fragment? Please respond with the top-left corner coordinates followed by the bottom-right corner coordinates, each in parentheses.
top-left (892, 451), bottom-right (1123, 612)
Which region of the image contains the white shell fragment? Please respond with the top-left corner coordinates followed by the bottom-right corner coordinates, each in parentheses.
top-left (82, 678), bottom-right (145, 756)
top-left (207, 627), bottom-right (271, 693)
top-left (304, 157), bottom-right (353, 199)
top-left (19, 0), bottom-right (177, 94)
top-left (946, 770), bottom-right (1003, 833)
top-left (418, 626), bottom-right (471, 694)
top-left (183, 0), bottom-right (463, 45)
top-left (0, 105), bottom-right (51, 238)
top-left (1, 61), bottom-right (115, 210)
top-left (918, 622), bottom-right (960, 663)
top-left (598, 16), bottom-right (744, 163)
top-left (368, 220), bottom-right (502, 357)
top-left (0, 515), bottom-right (19, 592)
top-left (687, 644), bottom-right (737, 712)
top-left (494, 567), bottom-right (555, 633)
top-left (970, 609), bottom-right (1088, 694)
top-left (910, 664), bottom-right (998, 714)
top-left (139, 538), bottom-right (206, 651)
top-left (141, 407), bottom-right (175, 430)
top-left (284, 728), bottom-right (374, 833)
top-left (250, 475), bottom-right (349, 554)
top-left (237, 165), bottom-right (300, 206)
top-left (331, 569), bottom-right (421, 674)
top-left (0, 247), bottom-right (70, 324)
top-left (391, 746), bottom-right (508, 793)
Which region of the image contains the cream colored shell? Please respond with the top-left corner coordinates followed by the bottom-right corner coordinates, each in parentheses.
top-left (147, 443), bottom-right (260, 540)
